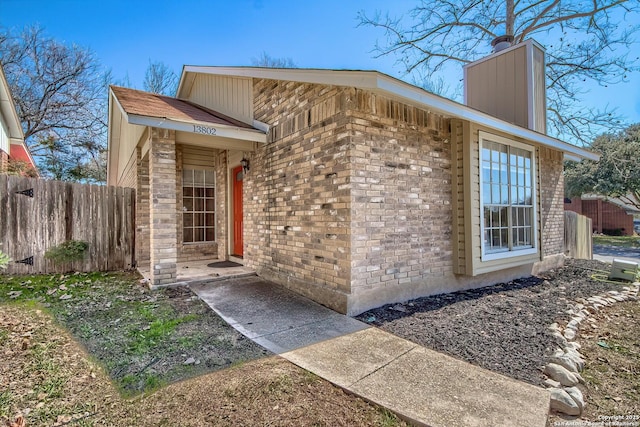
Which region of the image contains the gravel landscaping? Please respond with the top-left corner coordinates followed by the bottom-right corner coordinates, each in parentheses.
top-left (356, 258), bottom-right (629, 386)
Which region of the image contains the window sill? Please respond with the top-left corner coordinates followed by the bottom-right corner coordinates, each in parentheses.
top-left (471, 250), bottom-right (540, 276)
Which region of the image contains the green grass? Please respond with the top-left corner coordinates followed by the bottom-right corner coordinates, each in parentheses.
top-left (593, 235), bottom-right (640, 248)
top-left (0, 270), bottom-right (268, 398)
top-left (0, 390), bottom-right (13, 419)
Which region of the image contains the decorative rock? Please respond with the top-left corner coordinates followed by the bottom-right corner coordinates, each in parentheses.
top-left (548, 323), bottom-right (559, 332)
top-left (563, 349), bottom-right (585, 371)
top-left (549, 355), bottom-right (579, 373)
top-left (552, 331), bottom-right (568, 347)
top-left (545, 363), bottom-right (580, 386)
top-left (183, 357), bottom-right (196, 365)
top-left (543, 378), bottom-right (561, 388)
top-left (550, 388), bottom-right (581, 416)
top-left (566, 341), bottom-right (581, 350)
top-left (391, 304), bottom-right (407, 312)
top-left (565, 386), bottom-right (585, 413)
top-left (564, 329), bottom-right (576, 340)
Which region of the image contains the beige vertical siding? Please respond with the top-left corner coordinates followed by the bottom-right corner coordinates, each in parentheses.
top-left (186, 74), bottom-right (253, 124)
top-left (465, 41), bottom-right (546, 133)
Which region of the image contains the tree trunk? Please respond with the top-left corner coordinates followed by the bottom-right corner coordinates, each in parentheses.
top-left (506, 0), bottom-right (515, 36)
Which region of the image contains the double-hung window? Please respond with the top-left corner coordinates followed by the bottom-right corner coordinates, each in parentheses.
top-left (182, 169), bottom-right (216, 243)
top-left (480, 133), bottom-right (537, 260)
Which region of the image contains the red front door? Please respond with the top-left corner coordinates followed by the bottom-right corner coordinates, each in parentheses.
top-left (232, 165), bottom-right (243, 257)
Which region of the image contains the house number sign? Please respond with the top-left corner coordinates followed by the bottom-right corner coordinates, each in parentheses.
top-left (193, 125), bottom-right (217, 135)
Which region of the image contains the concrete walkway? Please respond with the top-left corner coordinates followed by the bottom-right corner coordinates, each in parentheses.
top-left (190, 276), bottom-right (550, 427)
top-left (593, 244), bottom-right (640, 264)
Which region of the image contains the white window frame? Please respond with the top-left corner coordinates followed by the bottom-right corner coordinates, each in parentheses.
top-left (479, 132), bottom-right (538, 261)
top-left (182, 168), bottom-right (216, 244)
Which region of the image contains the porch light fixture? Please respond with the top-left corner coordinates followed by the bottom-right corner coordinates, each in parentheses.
top-left (241, 157), bottom-right (250, 173)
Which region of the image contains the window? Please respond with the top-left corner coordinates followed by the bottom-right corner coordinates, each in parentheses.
top-left (182, 169), bottom-right (215, 243)
top-left (480, 133), bottom-right (536, 260)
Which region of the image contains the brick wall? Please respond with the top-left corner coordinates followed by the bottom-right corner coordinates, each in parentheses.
top-left (148, 128), bottom-right (177, 285)
top-left (538, 147), bottom-right (564, 256)
top-left (347, 90), bottom-right (452, 296)
top-left (246, 79), bottom-right (567, 314)
top-left (136, 149), bottom-right (150, 266)
top-left (247, 79), bottom-right (354, 312)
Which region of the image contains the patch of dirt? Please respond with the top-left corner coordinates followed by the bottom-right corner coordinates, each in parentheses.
top-left (579, 300), bottom-right (640, 420)
top-left (1, 272), bottom-right (270, 395)
top-left (0, 305), bottom-right (407, 427)
top-left (356, 259), bottom-right (627, 386)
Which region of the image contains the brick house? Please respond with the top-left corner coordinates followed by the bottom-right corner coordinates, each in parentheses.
top-left (565, 196), bottom-right (639, 236)
top-left (107, 40), bottom-right (597, 315)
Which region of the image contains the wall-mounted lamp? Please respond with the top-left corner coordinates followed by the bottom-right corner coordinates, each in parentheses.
top-left (240, 157), bottom-right (250, 173)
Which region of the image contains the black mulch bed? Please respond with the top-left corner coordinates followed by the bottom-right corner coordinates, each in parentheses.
top-left (355, 259), bottom-right (627, 386)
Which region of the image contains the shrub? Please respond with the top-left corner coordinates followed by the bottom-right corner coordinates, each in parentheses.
top-left (0, 250), bottom-right (10, 270)
top-left (45, 240), bottom-right (89, 264)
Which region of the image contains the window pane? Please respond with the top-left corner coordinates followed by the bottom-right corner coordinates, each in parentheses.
top-left (205, 170), bottom-right (215, 186)
top-left (205, 198), bottom-right (215, 211)
top-left (194, 198), bottom-right (204, 211)
top-left (205, 213), bottom-right (215, 226)
top-left (194, 187), bottom-right (204, 198)
top-left (183, 228), bottom-right (193, 243)
top-left (205, 188), bottom-right (215, 198)
top-left (183, 187), bottom-right (193, 197)
top-left (483, 184), bottom-right (491, 204)
top-left (183, 213), bottom-right (193, 227)
top-left (194, 228), bottom-right (204, 242)
top-left (183, 170), bottom-right (193, 185)
top-left (194, 169), bottom-right (204, 185)
top-left (183, 198), bottom-right (193, 212)
top-left (205, 227), bottom-right (215, 241)
top-left (481, 139), bottom-right (536, 257)
top-left (194, 213), bottom-right (204, 226)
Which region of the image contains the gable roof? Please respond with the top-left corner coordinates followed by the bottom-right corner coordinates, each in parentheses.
top-left (178, 66), bottom-right (598, 162)
top-left (111, 86), bottom-right (256, 130)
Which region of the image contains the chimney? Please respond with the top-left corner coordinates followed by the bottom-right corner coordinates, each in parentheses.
top-left (464, 38), bottom-right (547, 134)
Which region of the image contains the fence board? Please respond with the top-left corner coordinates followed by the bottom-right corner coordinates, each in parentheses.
top-left (564, 211), bottom-right (593, 260)
top-left (0, 175), bottom-right (135, 275)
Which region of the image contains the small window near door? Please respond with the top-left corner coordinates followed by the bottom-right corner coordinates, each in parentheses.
top-left (182, 169), bottom-right (215, 243)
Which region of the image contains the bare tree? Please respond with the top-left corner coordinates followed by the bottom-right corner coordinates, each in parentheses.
top-left (251, 52), bottom-right (297, 68)
top-left (0, 25), bottom-right (108, 182)
top-left (359, 1), bottom-right (640, 145)
top-left (143, 60), bottom-right (178, 95)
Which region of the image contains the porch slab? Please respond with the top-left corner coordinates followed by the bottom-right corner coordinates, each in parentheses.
top-left (138, 259), bottom-right (256, 287)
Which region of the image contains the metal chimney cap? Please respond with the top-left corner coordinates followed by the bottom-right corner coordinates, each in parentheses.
top-left (491, 35), bottom-right (514, 52)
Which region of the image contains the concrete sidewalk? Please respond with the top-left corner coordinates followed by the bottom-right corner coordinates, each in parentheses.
top-left (191, 276), bottom-right (550, 427)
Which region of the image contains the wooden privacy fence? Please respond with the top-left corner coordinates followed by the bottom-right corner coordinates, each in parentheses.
top-left (0, 175), bottom-right (135, 275)
top-left (564, 211), bottom-right (593, 260)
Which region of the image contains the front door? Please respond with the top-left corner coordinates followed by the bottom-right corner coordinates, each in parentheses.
top-left (232, 165), bottom-right (243, 257)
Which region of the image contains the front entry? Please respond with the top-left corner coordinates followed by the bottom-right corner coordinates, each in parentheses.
top-left (232, 165), bottom-right (243, 257)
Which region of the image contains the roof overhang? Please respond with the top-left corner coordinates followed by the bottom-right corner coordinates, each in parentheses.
top-left (179, 66), bottom-right (599, 162)
top-left (0, 65), bottom-right (24, 142)
top-left (110, 87), bottom-right (267, 144)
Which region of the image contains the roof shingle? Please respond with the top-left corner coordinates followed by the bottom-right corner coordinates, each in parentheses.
top-left (111, 86), bottom-right (253, 129)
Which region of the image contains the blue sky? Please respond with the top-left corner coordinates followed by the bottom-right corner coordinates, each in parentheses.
top-left (2, 0), bottom-right (640, 128)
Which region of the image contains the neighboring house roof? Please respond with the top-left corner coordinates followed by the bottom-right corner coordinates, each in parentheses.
top-left (178, 66), bottom-right (599, 162)
top-left (9, 143), bottom-right (34, 164)
top-left (580, 194), bottom-right (640, 215)
top-left (110, 86), bottom-right (266, 142)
